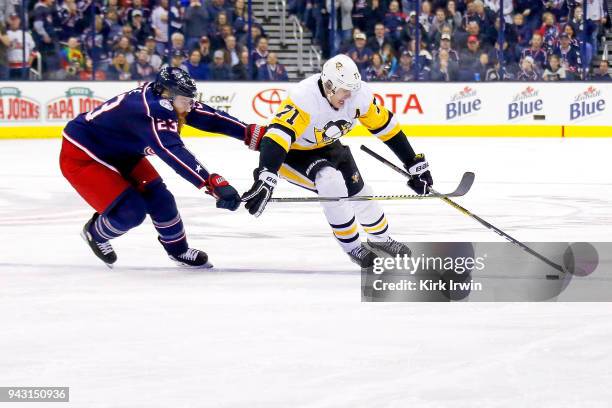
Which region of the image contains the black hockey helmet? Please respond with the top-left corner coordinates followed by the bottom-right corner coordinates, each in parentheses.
top-left (153, 66), bottom-right (197, 99)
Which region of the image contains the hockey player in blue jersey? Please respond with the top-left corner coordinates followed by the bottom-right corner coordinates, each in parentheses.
top-left (59, 67), bottom-right (265, 268)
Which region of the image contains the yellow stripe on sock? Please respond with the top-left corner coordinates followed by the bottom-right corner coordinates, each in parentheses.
top-left (333, 223), bottom-right (358, 237)
top-left (363, 218), bottom-right (388, 234)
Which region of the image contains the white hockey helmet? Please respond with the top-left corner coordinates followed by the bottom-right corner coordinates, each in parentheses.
top-left (320, 54), bottom-right (362, 96)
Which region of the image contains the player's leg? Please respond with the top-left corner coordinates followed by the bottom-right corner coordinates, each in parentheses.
top-left (129, 158), bottom-right (211, 268)
top-left (334, 144), bottom-right (411, 257)
top-left (282, 147), bottom-right (376, 267)
top-left (314, 166), bottom-right (378, 267)
top-left (59, 137), bottom-right (147, 266)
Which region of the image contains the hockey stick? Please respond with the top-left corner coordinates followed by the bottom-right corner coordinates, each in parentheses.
top-left (269, 174), bottom-right (473, 203)
top-left (270, 193), bottom-right (447, 203)
top-left (360, 145), bottom-right (566, 277)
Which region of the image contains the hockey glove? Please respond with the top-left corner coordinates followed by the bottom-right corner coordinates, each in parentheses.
top-left (405, 154), bottom-right (433, 195)
top-left (244, 124), bottom-right (267, 151)
top-left (205, 173), bottom-right (241, 211)
top-left (241, 167), bottom-right (278, 217)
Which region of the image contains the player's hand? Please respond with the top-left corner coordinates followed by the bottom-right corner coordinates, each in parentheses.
top-left (204, 173), bottom-right (241, 211)
top-left (241, 167), bottom-right (278, 217)
top-left (244, 124), bottom-right (266, 151)
top-left (405, 154), bottom-right (433, 195)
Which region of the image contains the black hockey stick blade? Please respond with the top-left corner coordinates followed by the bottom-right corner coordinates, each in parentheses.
top-left (439, 171), bottom-right (475, 197)
top-left (360, 144), bottom-right (474, 198)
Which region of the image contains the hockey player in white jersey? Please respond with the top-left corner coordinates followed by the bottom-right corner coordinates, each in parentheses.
top-left (242, 54), bottom-right (433, 267)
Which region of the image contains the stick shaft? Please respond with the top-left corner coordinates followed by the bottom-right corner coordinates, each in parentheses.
top-left (269, 194), bottom-right (435, 203)
top-left (360, 145), bottom-right (564, 273)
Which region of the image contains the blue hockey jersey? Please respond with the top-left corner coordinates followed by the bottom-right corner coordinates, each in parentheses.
top-left (63, 82), bottom-right (248, 188)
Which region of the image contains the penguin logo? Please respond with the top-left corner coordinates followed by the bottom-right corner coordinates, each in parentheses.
top-left (314, 120), bottom-right (352, 144)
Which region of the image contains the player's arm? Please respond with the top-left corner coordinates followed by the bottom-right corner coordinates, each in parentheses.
top-left (358, 98), bottom-right (433, 194)
top-left (141, 115), bottom-right (240, 210)
top-left (186, 102), bottom-right (266, 150)
top-left (242, 98), bottom-right (311, 216)
top-left (259, 98), bottom-right (310, 171)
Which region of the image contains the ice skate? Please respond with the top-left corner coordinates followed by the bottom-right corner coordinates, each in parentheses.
top-left (169, 248), bottom-right (213, 268)
top-left (348, 245), bottom-right (377, 268)
top-left (367, 237), bottom-right (411, 258)
top-left (80, 213), bottom-right (117, 268)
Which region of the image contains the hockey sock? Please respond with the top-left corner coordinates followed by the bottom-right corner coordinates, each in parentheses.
top-left (350, 185), bottom-right (390, 242)
top-left (89, 189), bottom-right (147, 242)
top-left (141, 180), bottom-right (188, 256)
top-left (315, 167), bottom-right (361, 252)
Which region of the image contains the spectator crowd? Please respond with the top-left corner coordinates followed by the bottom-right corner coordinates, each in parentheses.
top-left (292, 0), bottom-right (612, 81)
top-left (0, 0), bottom-right (610, 81)
top-left (0, 0), bottom-right (288, 80)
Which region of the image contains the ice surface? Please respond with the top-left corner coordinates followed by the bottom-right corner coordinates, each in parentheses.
top-left (1, 137), bottom-right (611, 407)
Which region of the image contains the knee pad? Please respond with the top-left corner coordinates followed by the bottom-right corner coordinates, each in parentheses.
top-left (106, 189), bottom-right (147, 231)
top-left (315, 167), bottom-right (348, 197)
top-left (142, 180), bottom-right (178, 216)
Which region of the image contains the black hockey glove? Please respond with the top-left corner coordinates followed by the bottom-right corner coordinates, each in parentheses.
top-left (244, 124), bottom-right (267, 151)
top-left (241, 167), bottom-right (278, 217)
top-left (204, 173), bottom-right (241, 211)
top-left (405, 154), bottom-right (433, 195)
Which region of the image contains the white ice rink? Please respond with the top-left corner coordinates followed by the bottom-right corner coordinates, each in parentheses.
top-left (1, 136), bottom-right (611, 407)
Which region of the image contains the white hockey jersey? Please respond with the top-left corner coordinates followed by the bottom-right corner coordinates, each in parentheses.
top-left (264, 74), bottom-right (401, 152)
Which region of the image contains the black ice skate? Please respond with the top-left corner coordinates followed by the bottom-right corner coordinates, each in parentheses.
top-left (80, 213), bottom-right (117, 268)
top-left (348, 245), bottom-right (377, 268)
top-left (367, 237), bottom-right (412, 257)
top-left (169, 248), bottom-right (213, 268)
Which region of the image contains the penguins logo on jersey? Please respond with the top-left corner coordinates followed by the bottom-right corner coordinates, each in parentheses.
top-left (314, 120), bottom-right (352, 145)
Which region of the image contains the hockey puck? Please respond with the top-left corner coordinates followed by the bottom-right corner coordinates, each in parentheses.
top-left (546, 274), bottom-right (560, 280)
